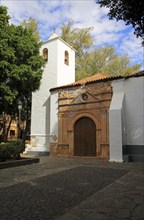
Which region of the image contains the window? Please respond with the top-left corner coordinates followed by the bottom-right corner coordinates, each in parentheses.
top-left (64, 50), bottom-right (69, 66)
top-left (43, 48), bottom-right (48, 61)
top-left (10, 130), bottom-right (15, 137)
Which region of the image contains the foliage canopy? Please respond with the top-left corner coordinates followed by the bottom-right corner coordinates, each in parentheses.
top-left (0, 6), bottom-right (44, 113)
top-left (96, 0), bottom-right (144, 44)
top-left (0, 6), bottom-right (44, 141)
top-left (21, 17), bottom-right (40, 41)
top-left (60, 20), bottom-right (141, 80)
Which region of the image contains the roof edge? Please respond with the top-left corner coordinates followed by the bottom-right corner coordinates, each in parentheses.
top-left (50, 70), bottom-right (144, 92)
top-left (42, 35), bottom-right (76, 52)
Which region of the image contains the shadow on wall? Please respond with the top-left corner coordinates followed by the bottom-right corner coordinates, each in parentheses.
top-left (43, 97), bottom-right (50, 152)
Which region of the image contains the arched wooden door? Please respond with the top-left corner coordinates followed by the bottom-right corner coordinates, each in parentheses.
top-left (74, 117), bottom-right (96, 156)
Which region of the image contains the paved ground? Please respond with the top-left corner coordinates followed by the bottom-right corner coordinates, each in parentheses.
top-left (0, 156), bottom-right (144, 220)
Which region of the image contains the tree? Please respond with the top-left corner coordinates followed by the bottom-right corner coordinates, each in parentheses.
top-left (61, 20), bottom-right (94, 54)
top-left (0, 6), bottom-right (44, 142)
top-left (76, 46), bottom-right (141, 80)
top-left (61, 20), bottom-right (95, 80)
top-left (96, 0), bottom-right (144, 44)
top-left (21, 17), bottom-right (40, 41)
top-left (60, 20), bottom-right (141, 80)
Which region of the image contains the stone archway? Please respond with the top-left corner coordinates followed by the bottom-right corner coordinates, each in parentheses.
top-left (74, 117), bottom-right (96, 156)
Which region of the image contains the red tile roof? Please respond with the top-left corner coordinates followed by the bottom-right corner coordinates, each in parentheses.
top-left (50, 70), bottom-right (144, 91)
top-left (73, 73), bottom-right (112, 84)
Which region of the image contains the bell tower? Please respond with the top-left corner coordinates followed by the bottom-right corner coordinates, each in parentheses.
top-left (26, 33), bottom-right (75, 156)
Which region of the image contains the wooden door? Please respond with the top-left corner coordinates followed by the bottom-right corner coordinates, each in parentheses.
top-left (74, 117), bottom-right (96, 156)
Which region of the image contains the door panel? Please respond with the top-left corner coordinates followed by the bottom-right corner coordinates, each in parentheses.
top-left (74, 117), bottom-right (96, 156)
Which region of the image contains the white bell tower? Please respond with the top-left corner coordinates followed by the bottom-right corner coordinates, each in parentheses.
top-left (26, 33), bottom-right (75, 156)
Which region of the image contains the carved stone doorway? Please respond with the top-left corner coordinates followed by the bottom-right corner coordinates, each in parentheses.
top-left (74, 117), bottom-right (96, 156)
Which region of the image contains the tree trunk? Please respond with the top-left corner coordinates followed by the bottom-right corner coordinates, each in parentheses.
top-left (6, 115), bottom-right (14, 142)
top-left (22, 107), bottom-right (30, 146)
top-left (1, 112), bottom-right (7, 142)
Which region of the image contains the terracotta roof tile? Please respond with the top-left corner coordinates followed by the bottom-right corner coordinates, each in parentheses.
top-left (50, 70), bottom-right (144, 91)
top-left (74, 73), bottom-right (112, 84)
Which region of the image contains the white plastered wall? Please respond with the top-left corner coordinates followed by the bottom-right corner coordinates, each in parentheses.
top-left (109, 76), bottom-right (144, 162)
top-left (30, 40), bottom-right (58, 154)
top-left (109, 80), bottom-right (125, 162)
top-left (50, 91), bottom-right (58, 145)
top-left (27, 36), bottom-right (75, 155)
top-left (124, 77), bottom-right (144, 145)
top-left (57, 40), bottom-right (75, 85)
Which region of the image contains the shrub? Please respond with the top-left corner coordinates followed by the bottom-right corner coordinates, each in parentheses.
top-left (0, 140), bottom-right (24, 162)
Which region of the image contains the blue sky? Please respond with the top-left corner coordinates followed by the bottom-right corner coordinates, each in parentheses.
top-left (1, 0), bottom-right (143, 69)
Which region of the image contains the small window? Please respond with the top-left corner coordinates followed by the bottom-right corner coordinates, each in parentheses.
top-left (10, 130), bottom-right (15, 137)
top-left (64, 51), bottom-right (69, 66)
top-left (43, 48), bottom-right (48, 61)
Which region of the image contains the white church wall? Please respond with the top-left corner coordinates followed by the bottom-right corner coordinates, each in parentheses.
top-left (30, 40), bottom-right (59, 155)
top-left (124, 77), bottom-right (144, 145)
top-left (109, 76), bottom-right (144, 162)
top-left (57, 40), bottom-right (75, 86)
top-left (109, 80), bottom-right (124, 162)
top-left (50, 91), bottom-right (58, 144)
top-left (122, 101), bottom-right (127, 146)
top-left (26, 35), bottom-right (75, 156)
top-left (32, 40), bottom-right (58, 130)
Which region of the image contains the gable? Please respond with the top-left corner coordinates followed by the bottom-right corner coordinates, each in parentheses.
top-left (58, 81), bottom-right (112, 109)
top-left (70, 90), bottom-right (99, 105)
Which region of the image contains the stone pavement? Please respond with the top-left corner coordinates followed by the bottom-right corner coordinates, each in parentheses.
top-left (0, 156), bottom-right (144, 220)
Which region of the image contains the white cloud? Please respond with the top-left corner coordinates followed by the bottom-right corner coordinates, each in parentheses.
top-left (118, 31), bottom-right (143, 67)
top-left (1, 0), bottom-right (143, 68)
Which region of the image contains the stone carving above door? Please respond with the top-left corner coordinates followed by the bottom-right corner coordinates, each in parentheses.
top-left (59, 82), bottom-right (112, 99)
top-left (70, 90), bottom-right (100, 105)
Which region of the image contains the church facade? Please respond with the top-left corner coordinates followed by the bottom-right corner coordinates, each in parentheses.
top-left (50, 75), bottom-right (112, 160)
top-left (49, 72), bottom-right (144, 162)
top-left (25, 34), bottom-right (144, 162)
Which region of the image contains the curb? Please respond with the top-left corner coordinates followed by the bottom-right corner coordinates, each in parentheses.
top-left (0, 157), bottom-right (39, 169)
